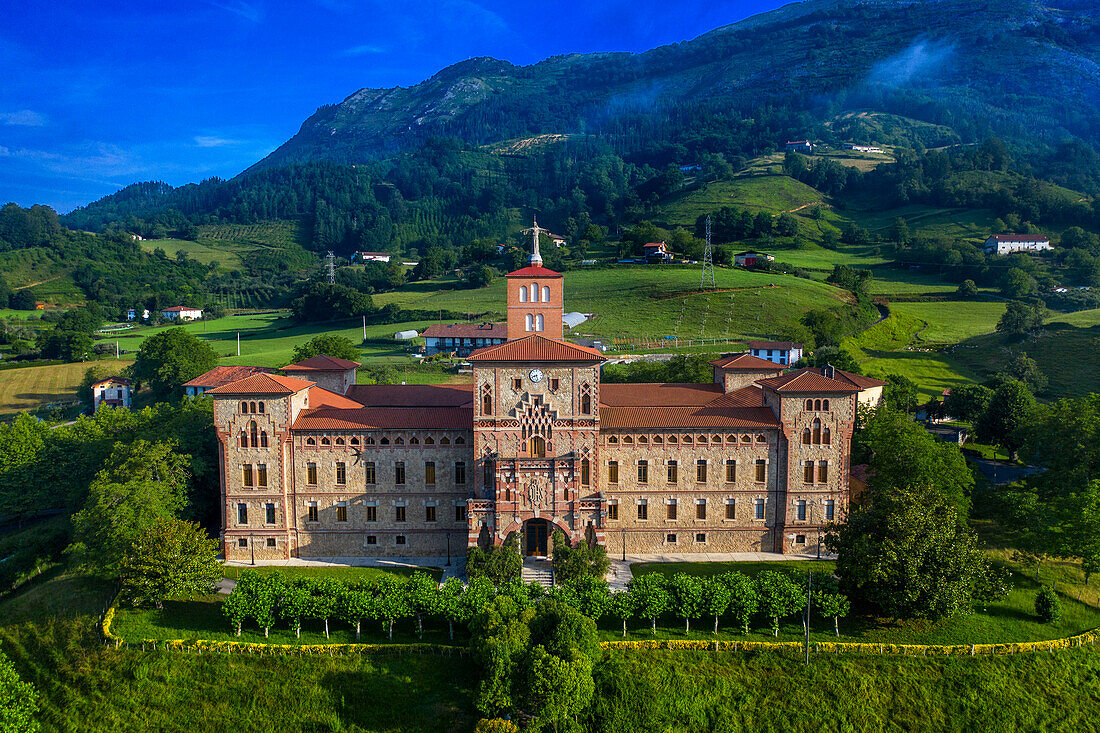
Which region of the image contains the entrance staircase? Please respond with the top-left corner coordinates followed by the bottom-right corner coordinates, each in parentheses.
top-left (522, 558), bottom-right (554, 588)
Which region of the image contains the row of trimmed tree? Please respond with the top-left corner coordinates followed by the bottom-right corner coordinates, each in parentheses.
top-left (222, 568), bottom-right (852, 640)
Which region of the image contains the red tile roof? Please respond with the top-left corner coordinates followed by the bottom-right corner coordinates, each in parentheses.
top-left (205, 373), bottom-right (315, 396)
top-left (987, 235), bottom-right (1050, 242)
top-left (833, 369), bottom-right (887, 389)
top-left (307, 386), bottom-right (363, 410)
top-left (183, 366), bottom-right (276, 389)
top-left (747, 340), bottom-right (803, 350)
top-left (468, 335), bottom-right (604, 362)
top-left (283, 355), bottom-right (361, 371)
top-left (709, 353), bottom-right (785, 370)
top-left (293, 407), bottom-right (473, 431)
top-left (756, 370), bottom-right (861, 394)
top-left (600, 406), bottom-right (780, 430)
top-left (506, 265), bottom-right (563, 278)
top-left (91, 377), bottom-right (131, 387)
top-left (346, 384), bottom-right (474, 408)
top-left (162, 306), bottom-right (200, 312)
top-left (600, 383), bottom-right (723, 408)
top-left (421, 323), bottom-right (507, 339)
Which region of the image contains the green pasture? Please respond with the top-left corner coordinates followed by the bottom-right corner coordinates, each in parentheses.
top-left (890, 300), bottom-right (1007, 343)
top-left (652, 175), bottom-right (826, 230)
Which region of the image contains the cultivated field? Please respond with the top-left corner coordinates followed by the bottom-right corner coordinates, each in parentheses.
top-left (0, 360), bottom-right (132, 415)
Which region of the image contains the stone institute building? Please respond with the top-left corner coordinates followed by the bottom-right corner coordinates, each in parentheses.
top-left (211, 236), bottom-right (880, 562)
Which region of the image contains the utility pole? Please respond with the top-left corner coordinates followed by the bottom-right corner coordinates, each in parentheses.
top-left (700, 214), bottom-right (715, 290)
top-left (237, 332), bottom-right (240, 357)
top-left (326, 251), bottom-right (336, 285)
top-left (362, 315), bottom-right (367, 341)
top-left (804, 570), bottom-right (812, 666)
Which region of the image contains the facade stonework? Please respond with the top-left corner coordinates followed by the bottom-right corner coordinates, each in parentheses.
top-left (213, 241), bottom-right (874, 560)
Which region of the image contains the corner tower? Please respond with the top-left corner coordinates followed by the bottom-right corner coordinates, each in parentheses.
top-left (506, 219), bottom-right (564, 340)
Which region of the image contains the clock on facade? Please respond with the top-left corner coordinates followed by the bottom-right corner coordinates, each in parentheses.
top-left (529, 369), bottom-right (544, 383)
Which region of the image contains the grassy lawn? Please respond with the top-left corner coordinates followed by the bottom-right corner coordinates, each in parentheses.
top-left (652, 176), bottom-right (826, 230)
top-left (0, 360), bottom-right (133, 415)
top-left (0, 572), bottom-right (114, 627)
top-left (890, 300), bottom-right (1007, 344)
top-left (621, 560), bottom-right (1100, 646)
top-left (221, 564), bottom-right (444, 583)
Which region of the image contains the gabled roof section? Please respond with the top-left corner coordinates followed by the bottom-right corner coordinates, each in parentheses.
top-left (756, 370), bottom-right (861, 394)
top-left (709, 353), bottom-right (784, 370)
top-left (91, 377), bottom-right (131, 387)
top-left (747, 340), bottom-right (803, 350)
top-left (833, 369), bottom-right (888, 389)
top-left (506, 265), bottom-right (563, 279)
top-left (183, 365), bottom-right (276, 389)
top-left (283, 354), bottom-right (361, 371)
top-left (205, 373), bottom-right (315, 396)
top-left (600, 383), bottom-right (723, 408)
top-left (468, 335), bottom-right (604, 362)
top-left (345, 384), bottom-right (474, 408)
top-left (293, 407), bottom-right (473, 431)
top-left (307, 386), bottom-right (363, 409)
top-left (600, 406), bottom-right (780, 430)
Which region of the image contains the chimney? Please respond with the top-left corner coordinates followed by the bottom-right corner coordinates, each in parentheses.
top-left (821, 364), bottom-right (835, 379)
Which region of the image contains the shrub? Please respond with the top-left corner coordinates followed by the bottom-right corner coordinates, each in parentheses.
top-left (1035, 586), bottom-right (1061, 624)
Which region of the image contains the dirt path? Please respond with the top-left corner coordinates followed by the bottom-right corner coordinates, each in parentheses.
top-left (14, 275), bottom-right (62, 290)
top-left (782, 202), bottom-right (823, 213)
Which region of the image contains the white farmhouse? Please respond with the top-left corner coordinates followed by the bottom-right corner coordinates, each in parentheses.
top-left (984, 235), bottom-right (1052, 255)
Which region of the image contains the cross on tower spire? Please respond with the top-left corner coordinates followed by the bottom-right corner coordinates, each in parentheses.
top-left (521, 217), bottom-right (548, 266)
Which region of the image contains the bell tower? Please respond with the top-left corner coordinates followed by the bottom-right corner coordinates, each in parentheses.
top-left (506, 219), bottom-right (564, 341)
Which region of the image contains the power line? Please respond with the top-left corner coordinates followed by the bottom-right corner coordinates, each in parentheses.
top-left (326, 251), bottom-right (336, 285)
top-left (701, 214), bottom-right (716, 290)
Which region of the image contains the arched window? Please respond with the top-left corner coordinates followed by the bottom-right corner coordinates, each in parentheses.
top-left (257, 402), bottom-right (265, 414)
top-left (526, 313), bottom-right (534, 331)
top-left (260, 431), bottom-right (268, 448)
top-left (519, 286), bottom-right (528, 303)
top-left (240, 401), bottom-right (248, 414)
top-left (802, 427), bottom-right (812, 445)
top-left (481, 384), bottom-right (493, 415)
top-left (528, 436), bottom-right (547, 457)
top-left (823, 426), bottom-right (831, 445)
top-left (542, 286), bottom-right (550, 302)
top-left (249, 421), bottom-right (259, 448)
top-left (536, 314), bottom-right (544, 331)
top-left (823, 399), bottom-right (830, 411)
top-left (249, 402), bottom-right (257, 414)
top-left (814, 399), bottom-right (822, 411)
top-left (812, 419), bottom-right (822, 445)
top-left (239, 430), bottom-right (248, 448)
top-left (805, 399), bottom-right (813, 411)
top-left (530, 283), bottom-right (539, 302)
top-left (580, 383), bottom-right (592, 414)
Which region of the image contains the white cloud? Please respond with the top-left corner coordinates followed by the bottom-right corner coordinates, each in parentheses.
top-left (193, 135), bottom-right (242, 148)
top-left (342, 44), bottom-right (386, 56)
top-left (0, 109), bottom-right (48, 126)
top-left (206, 0), bottom-right (264, 23)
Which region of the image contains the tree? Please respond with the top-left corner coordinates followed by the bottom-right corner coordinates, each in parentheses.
top-left (36, 329), bottom-right (93, 362)
top-left (70, 440), bottom-right (189, 577)
top-left (699, 576), bottom-right (732, 634)
top-left (373, 577), bottom-right (410, 639)
top-left (775, 213), bottom-right (799, 237)
top-left (1000, 268), bottom-right (1037, 298)
top-left (291, 334), bottom-right (361, 363)
top-left (814, 591), bottom-right (850, 637)
top-left (118, 518), bottom-right (220, 608)
top-left (9, 290), bottom-right (36, 310)
top-left (307, 578), bottom-right (342, 639)
top-left (956, 279), bottom-right (979, 298)
top-left (336, 586), bottom-right (374, 640)
top-left (465, 265), bottom-right (498, 289)
top-left (130, 327), bottom-right (218, 400)
top-left (720, 572), bottom-right (758, 634)
top-left (882, 373), bottom-right (918, 413)
top-left (606, 590), bottom-right (636, 638)
top-left (551, 531), bottom-right (609, 584)
top-left (222, 585), bottom-right (250, 636)
top-left (570, 576), bottom-right (610, 621)
top-left (0, 649), bottom-right (39, 733)
top-left (629, 574), bottom-right (670, 635)
top-left (998, 352), bottom-right (1048, 393)
top-left (291, 282), bottom-right (374, 321)
top-left (944, 384), bottom-right (993, 422)
top-left (407, 570), bottom-right (442, 638)
top-left (826, 485), bottom-right (999, 620)
top-left (1035, 586), bottom-right (1061, 623)
top-left (280, 582), bottom-right (312, 638)
top-left (995, 301), bottom-right (1043, 337)
top-left (521, 645), bottom-right (595, 733)
top-left (976, 379), bottom-right (1037, 459)
top-left (667, 573), bottom-right (703, 633)
top-left (754, 571), bottom-right (803, 636)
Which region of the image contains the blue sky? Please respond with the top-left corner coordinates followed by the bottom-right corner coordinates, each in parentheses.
top-left (0, 1), bottom-right (786, 213)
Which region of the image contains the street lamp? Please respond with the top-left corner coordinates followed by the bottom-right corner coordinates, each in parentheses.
top-left (250, 533), bottom-right (255, 565)
top-left (621, 526), bottom-right (626, 562)
top-left (446, 532), bottom-right (451, 566)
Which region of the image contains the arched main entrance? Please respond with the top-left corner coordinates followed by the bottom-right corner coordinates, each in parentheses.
top-left (523, 518), bottom-right (551, 557)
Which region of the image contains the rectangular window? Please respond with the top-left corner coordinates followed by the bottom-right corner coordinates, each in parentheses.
top-left (666, 533), bottom-right (677, 543)
top-left (335, 502), bottom-right (347, 522)
top-left (825, 499), bottom-right (836, 521)
top-left (797, 500), bottom-right (807, 521)
top-left (455, 505), bottom-right (467, 522)
top-left (695, 533), bottom-right (706, 543)
top-left (580, 459), bottom-right (590, 486)
top-left (395, 505), bottom-right (407, 522)
top-left (455, 461), bottom-right (467, 485)
top-left (335, 462), bottom-right (346, 485)
top-left (607, 503), bottom-right (618, 520)
top-left (396, 535), bottom-right (407, 545)
top-left (726, 460), bottom-right (736, 483)
top-left (796, 534), bottom-right (806, 545)
top-left (512, 377), bottom-right (523, 391)
top-left (726, 501), bottom-right (736, 520)
top-left (307, 502), bottom-right (318, 522)
top-left (608, 461), bottom-right (619, 484)
top-left (242, 464), bottom-right (254, 487)
top-left (637, 502), bottom-right (648, 520)
top-left (265, 503), bottom-right (276, 524)
top-left (755, 459), bottom-right (766, 483)
top-left (549, 377), bottom-right (560, 391)
top-left (237, 503), bottom-right (247, 524)
top-left (696, 499), bottom-right (707, 520)
top-left (266, 537), bottom-right (276, 548)
top-left (804, 461), bottom-right (815, 484)
top-left (818, 461), bottom-right (829, 483)
top-left (306, 462), bottom-right (317, 485)
top-left (696, 459), bottom-right (707, 483)
top-left (366, 535), bottom-right (378, 545)
top-left (637, 460), bottom-right (648, 484)
top-left (667, 500), bottom-right (677, 520)
top-left (426, 505), bottom-right (437, 522)
top-left (238, 537), bottom-right (247, 548)
top-left (365, 462), bottom-right (376, 484)
top-left (257, 464), bottom-right (268, 488)
top-left (483, 460), bottom-right (493, 487)
top-left (366, 505), bottom-right (377, 522)
top-left (667, 460), bottom-right (678, 484)
top-left (395, 461), bottom-right (405, 485)
top-left (754, 499), bottom-right (765, 520)
top-left (425, 461), bottom-right (436, 485)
